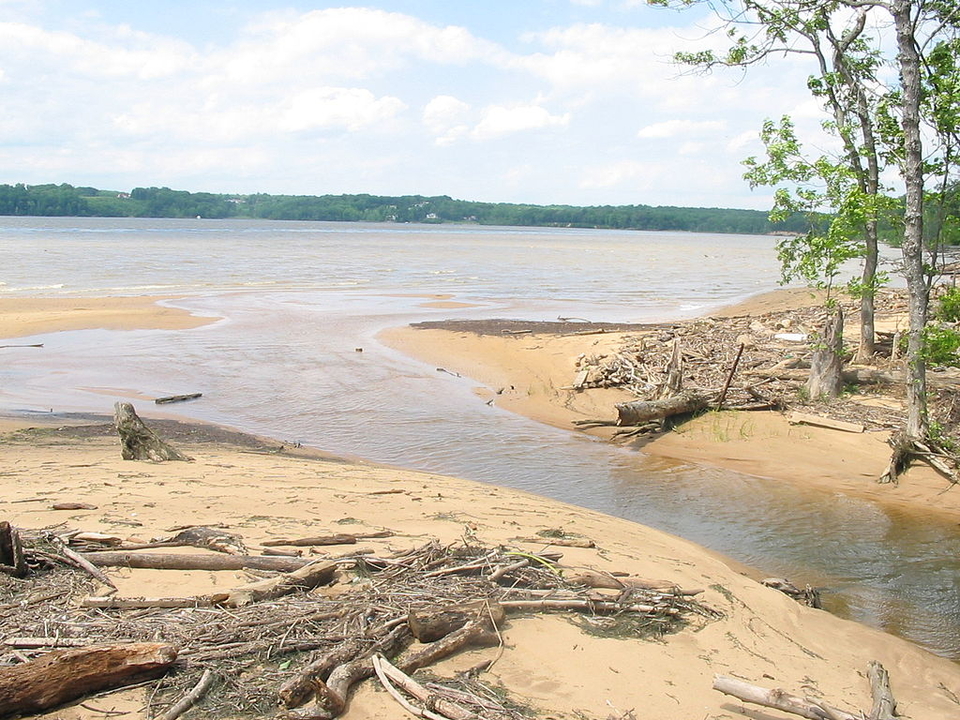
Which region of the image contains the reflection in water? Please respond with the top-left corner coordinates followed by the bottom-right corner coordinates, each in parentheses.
top-left (0, 218), bottom-right (957, 659)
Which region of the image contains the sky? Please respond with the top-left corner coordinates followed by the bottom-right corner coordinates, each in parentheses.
top-left (0, 0), bottom-right (833, 210)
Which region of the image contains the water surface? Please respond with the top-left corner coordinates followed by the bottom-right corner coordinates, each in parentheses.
top-left (2, 217), bottom-right (957, 659)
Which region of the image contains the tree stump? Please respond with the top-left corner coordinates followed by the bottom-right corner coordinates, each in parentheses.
top-left (114, 402), bottom-right (191, 461)
top-left (807, 306), bottom-right (844, 399)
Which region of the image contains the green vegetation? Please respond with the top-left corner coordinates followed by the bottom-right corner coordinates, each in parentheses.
top-left (0, 181), bottom-right (812, 235)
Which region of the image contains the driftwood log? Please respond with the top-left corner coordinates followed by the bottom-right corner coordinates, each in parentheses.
top-left (616, 390), bottom-right (709, 426)
top-left (714, 675), bottom-right (857, 720)
top-left (0, 642), bottom-right (177, 716)
top-left (209, 560), bottom-right (337, 608)
top-left (262, 531), bottom-right (391, 547)
top-left (0, 521), bottom-right (27, 578)
top-left (114, 401), bottom-right (191, 461)
top-left (82, 551), bottom-right (314, 572)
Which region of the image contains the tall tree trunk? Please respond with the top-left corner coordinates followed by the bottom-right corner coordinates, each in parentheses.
top-left (894, 0), bottom-right (929, 439)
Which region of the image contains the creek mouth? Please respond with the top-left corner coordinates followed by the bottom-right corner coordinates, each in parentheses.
top-left (1, 218), bottom-right (955, 659)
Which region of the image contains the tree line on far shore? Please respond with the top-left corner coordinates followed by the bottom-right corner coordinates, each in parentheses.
top-left (0, 182), bottom-right (814, 236)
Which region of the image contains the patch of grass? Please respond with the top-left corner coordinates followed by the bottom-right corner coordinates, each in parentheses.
top-left (571, 612), bottom-right (685, 641)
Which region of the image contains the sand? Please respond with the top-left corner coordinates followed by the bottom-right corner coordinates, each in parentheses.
top-left (4, 425), bottom-right (960, 720)
top-left (0, 296), bottom-right (217, 339)
top-left (3, 293), bottom-right (960, 719)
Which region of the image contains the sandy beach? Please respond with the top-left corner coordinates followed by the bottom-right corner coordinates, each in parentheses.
top-left (3, 293), bottom-right (960, 719)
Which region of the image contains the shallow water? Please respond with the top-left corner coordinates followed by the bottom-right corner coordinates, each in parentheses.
top-left (2, 217), bottom-right (958, 659)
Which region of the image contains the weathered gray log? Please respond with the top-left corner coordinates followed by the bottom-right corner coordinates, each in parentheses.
top-left (867, 661), bottom-right (897, 720)
top-left (616, 390), bottom-right (709, 426)
top-left (807, 307), bottom-right (844, 399)
top-left (83, 551), bottom-right (314, 572)
top-left (713, 675), bottom-right (857, 720)
top-left (0, 521), bottom-right (27, 578)
top-left (0, 642), bottom-right (177, 716)
top-left (114, 401), bottom-right (191, 461)
top-left (208, 560), bottom-right (337, 608)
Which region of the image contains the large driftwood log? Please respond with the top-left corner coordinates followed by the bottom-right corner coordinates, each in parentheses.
top-left (0, 642), bottom-right (177, 715)
top-left (807, 307), bottom-right (845, 399)
top-left (615, 390), bottom-right (709, 426)
top-left (0, 521), bottom-right (27, 578)
top-left (209, 560), bottom-right (337, 608)
top-left (713, 675), bottom-right (858, 720)
top-left (114, 401), bottom-right (191, 461)
top-left (83, 551), bottom-right (314, 572)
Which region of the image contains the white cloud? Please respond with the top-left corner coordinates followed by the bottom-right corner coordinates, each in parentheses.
top-left (280, 87), bottom-right (406, 133)
top-left (579, 160), bottom-right (650, 189)
top-left (471, 104), bottom-right (570, 140)
top-left (637, 119), bottom-right (726, 139)
top-left (423, 95), bottom-right (472, 146)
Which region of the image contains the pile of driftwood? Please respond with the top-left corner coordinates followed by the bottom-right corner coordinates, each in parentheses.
top-left (571, 290), bottom-right (960, 454)
top-left (1, 522), bottom-right (716, 719)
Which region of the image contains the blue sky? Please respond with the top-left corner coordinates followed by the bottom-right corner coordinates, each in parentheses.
top-left (0, 1), bottom-right (828, 209)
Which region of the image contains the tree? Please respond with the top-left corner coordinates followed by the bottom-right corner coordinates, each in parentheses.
top-left (655, 0), bottom-right (960, 445)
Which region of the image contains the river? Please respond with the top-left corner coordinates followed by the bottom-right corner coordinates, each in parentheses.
top-left (2, 216), bottom-right (958, 659)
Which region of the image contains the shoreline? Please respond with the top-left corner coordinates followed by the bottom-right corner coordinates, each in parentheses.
top-left (379, 289), bottom-right (960, 524)
top-left (4, 292), bottom-right (960, 717)
top-left (4, 416), bottom-right (960, 719)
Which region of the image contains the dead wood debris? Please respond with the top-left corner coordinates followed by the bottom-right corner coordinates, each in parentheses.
top-left (1, 527), bottom-right (717, 720)
top-left (570, 289), bottom-right (960, 469)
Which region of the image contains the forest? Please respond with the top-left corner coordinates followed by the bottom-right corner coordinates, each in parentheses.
top-left (0, 182), bottom-right (813, 235)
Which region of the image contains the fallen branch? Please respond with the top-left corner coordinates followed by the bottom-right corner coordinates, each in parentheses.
top-left (208, 560), bottom-right (337, 608)
top-left (263, 531), bottom-right (392, 547)
top-left (713, 675), bottom-right (858, 720)
top-left (0, 642), bottom-right (178, 716)
top-left (372, 654), bottom-right (478, 720)
top-left (82, 596), bottom-right (211, 609)
top-left (154, 392), bottom-right (203, 405)
top-left (82, 551), bottom-right (314, 572)
top-left (158, 668), bottom-right (216, 720)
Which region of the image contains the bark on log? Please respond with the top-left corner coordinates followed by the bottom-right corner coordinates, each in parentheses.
top-left (0, 521), bottom-right (27, 578)
top-left (279, 639), bottom-right (366, 708)
top-left (398, 617), bottom-right (501, 675)
top-left (285, 626), bottom-right (412, 720)
top-left (208, 560), bottom-right (337, 608)
top-left (408, 602), bottom-right (506, 643)
top-left (616, 391), bottom-right (709, 426)
top-left (263, 531), bottom-right (391, 547)
top-left (807, 308), bottom-right (844, 399)
top-left (0, 642), bottom-right (177, 716)
top-left (83, 551), bottom-right (314, 572)
top-left (114, 402), bottom-right (191, 461)
top-left (713, 675), bottom-right (857, 720)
